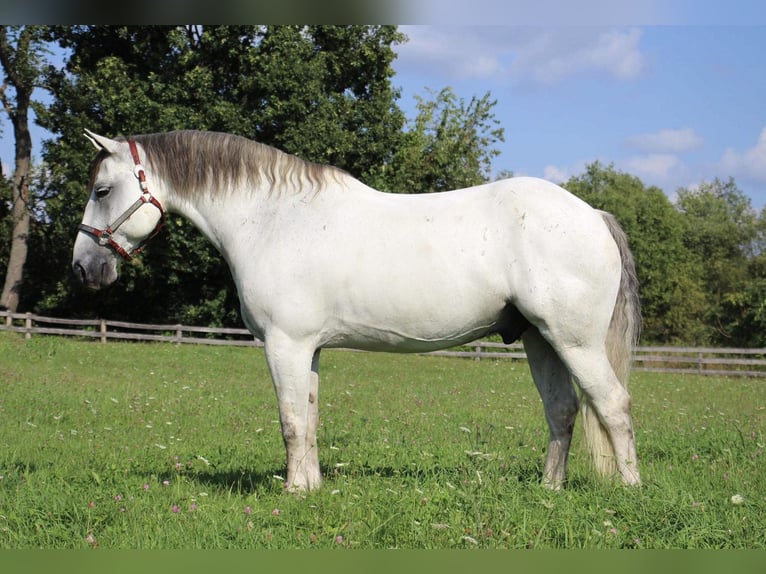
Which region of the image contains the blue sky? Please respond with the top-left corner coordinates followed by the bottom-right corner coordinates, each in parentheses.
top-left (392, 25), bottom-right (766, 208)
top-left (1, 18), bottom-right (765, 209)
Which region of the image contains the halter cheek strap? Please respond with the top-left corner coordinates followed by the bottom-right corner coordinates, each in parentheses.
top-left (78, 140), bottom-right (166, 261)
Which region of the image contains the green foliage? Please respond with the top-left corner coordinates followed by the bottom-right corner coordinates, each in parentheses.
top-left (564, 162), bottom-right (708, 344)
top-left (378, 87), bottom-right (505, 193)
top-left (252, 26), bottom-right (406, 182)
top-left (676, 179), bottom-right (763, 346)
top-left (1, 333), bottom-right (764, 548)
top-left (0, 25), bottom-right (50, 112)
top-left (563, 163), bottom-right (765, 346)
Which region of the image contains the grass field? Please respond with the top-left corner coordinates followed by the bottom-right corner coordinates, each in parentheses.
top-left (0, 332), bottom-right (764, 549)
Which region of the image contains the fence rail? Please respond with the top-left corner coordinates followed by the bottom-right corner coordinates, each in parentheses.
top-left (2, 310), bottom-right (765, 377)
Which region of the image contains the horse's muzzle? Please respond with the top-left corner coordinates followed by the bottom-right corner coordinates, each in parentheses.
top-left (72, 256), bottom-right (118, 290)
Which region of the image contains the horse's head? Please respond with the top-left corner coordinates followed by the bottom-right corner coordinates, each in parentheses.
top-left (72, 130), bottom-right (165, 289)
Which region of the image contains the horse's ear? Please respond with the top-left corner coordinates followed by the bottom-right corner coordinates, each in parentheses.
top-left (84, 129), bottom-right (121, 154)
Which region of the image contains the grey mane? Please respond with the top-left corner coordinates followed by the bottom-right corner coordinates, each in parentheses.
top-left (107, 130), bottom-right (344, 198)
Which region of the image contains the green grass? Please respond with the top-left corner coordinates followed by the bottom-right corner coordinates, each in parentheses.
top-left (0, 332), bottom-right (764, 548)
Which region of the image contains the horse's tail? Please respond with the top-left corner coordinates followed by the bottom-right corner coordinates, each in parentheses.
top-left (581, 211), bottom-right (641, 478)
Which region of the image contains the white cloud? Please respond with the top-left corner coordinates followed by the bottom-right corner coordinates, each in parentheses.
top-left (397, 26), bottom-right (647, 86)
top-left (625, 128), bottom-right (704, 154)
top-left (719, 127), bottom-right (766, 183)
top-left (402, 1), bottom-right (668, 26)
top-left (540, 159), bottom-right (593, 184)
top-left (543, 164), bottom-right (571, 183)
top-left (623, 153), bottom-right (682, 182)
top-left (397, 26), bottom-right (510, 80)
top-left (507, 28), bottom-right (645, 86)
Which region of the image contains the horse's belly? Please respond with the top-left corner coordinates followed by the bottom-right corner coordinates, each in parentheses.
top-left (320, 320), bottom-right (498, 353)
top-left (318, 288), bottom-right (529, 353)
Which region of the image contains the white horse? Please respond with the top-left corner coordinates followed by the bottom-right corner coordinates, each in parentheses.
top-left (72, 130), bottom-right (641, 491)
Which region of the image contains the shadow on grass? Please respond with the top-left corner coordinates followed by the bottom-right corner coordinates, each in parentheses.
top-left (152, 461), bottom-right (545, 495)
top-left (151, 458), bottom-right (619, 495)
top-left (324, 459), bottom-right (553, 488)
top-left (157, 467), bottom-right (287, 494)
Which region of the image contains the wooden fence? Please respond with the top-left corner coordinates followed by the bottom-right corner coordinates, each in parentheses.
top-left (2, 310), bottom-right (765, 377)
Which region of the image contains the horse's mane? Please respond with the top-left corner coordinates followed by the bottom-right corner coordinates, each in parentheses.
top-left (110, 130), bottom-right (344, 198)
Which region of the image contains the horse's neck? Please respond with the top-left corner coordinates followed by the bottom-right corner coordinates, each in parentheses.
top-left (164, 171), bottom-right (377, 258)
top-left (164, 181), bottom-right (339, 259)
top-left (165, 186), bottom-right (255, 256)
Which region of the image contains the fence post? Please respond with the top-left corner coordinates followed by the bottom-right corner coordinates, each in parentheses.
top-left (175, 324), bottom-right (183, 344)
top-left (100, 319), bottom-right (107, 344)
top-left (474, 342), bottom-right (482, 361)
top-left (24, 313), bottom-right (32, 339)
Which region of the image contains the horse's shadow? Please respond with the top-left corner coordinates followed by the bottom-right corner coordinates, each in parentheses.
top-left (159, 461), bottom-right (576, 495)
top-left (158, 467), bottom-right (286, 494)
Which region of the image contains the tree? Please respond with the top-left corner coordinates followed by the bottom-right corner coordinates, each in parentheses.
top-left (251, 25), bottom-right (406, 182)
top-left (676, 178), bottom-right (762, 345)
top-left (378, 87), bottom-right (505, 193)
top-left (564, 162), bottom-right (708, 344)
top-left (737, 208), bottom-right (766, 346)
top-left (32, 25), bottom-right (406, 325)
top-left (0, 163), bottom-right (11, 273)
top-left (0, 25), bottom-right (48, 312)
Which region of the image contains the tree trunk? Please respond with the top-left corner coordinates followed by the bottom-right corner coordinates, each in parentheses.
top-left (0, 139), bottom-right (31, 312)
top-left (0, 26), bottom-right (34, 313)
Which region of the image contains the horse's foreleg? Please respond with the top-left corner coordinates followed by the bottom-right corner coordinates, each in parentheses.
top-left (522, 328), bottom-right (579, 489)
top-left (264, 333), bottom-right (322, 491)
top-left (307, 349), bottom-right (321, 482)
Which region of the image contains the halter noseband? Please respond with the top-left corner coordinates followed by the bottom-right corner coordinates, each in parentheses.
top-left (78, 140), bottom-right (166, 261)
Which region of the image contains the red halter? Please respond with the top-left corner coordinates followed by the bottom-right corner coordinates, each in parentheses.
top-left (78, 140), bottom-right (166, 261)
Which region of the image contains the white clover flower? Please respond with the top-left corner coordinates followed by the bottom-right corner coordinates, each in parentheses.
top-left (730, 494), bottom-right (744, 505)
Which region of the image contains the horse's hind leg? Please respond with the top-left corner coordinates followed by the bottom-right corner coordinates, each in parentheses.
top-left (522, 327), bottom-right (579, 489)
top-left (556, 344), bottom-right (640, 485)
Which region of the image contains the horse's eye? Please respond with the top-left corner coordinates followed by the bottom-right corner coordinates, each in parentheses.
top-left (95, 186), bottom-right (111, 199)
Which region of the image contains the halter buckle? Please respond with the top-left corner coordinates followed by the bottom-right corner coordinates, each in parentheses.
top-left (97, 234), bottom-right (112, 247)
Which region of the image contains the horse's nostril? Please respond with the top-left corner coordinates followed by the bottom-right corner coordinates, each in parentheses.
top-left (73, 262), bottom-right (87, 285)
